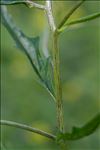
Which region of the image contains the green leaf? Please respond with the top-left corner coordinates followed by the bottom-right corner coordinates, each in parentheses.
top-left (1, 6), bottom-right (41, 76)
top-left (57, 113), bottom-right (100, 141)
top-left (41, 56), bottom-right (55, 97)
top-left (0, 0), bottom-right (45, 9)
top-left (0, 0), bottom-right (26, 5)
top-left (1, 6), bottom-right (55, 99)
top-left (0, 0), bottom-right (31, 8)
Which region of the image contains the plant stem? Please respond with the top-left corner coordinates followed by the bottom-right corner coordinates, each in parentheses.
top-left (58, 12), bottom-right (100, 33)
top-left (45, 0), bottom-right (64, 133)
top-left (0, 120), bottom-right (56, 140)
top-left (45, 0), bottom-right (56, 32)
top-left (66, 12), bottom-right (100, 26)
top-left (0, 0), bottom-right (45, 10)
top-left (53, 31), bottom-right (64, 133)
top-left (58, 0), bottom-right (86, 29)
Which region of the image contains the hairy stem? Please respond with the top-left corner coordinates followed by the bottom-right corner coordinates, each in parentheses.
top-left (45, 0), bottom-right (56, 32)
top-left (58, 0), bottom-right (86, 29)
top-left (0, 120), bottom-right (56, 140)
top-left (53, 31), bottom-right (64, 133)
top-left (45, 0), bottom-right (64, 133)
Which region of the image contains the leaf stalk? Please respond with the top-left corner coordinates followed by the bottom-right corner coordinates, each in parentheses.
top-left (58, 0), bottom-right (86, 29)
top-left (0, 120), bottom-right (56, 140)
top-left (58, 12), bottom-right (100, 33)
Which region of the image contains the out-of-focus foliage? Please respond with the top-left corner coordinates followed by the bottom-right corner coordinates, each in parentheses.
top-left (1, 1), bottom-right (100, 149)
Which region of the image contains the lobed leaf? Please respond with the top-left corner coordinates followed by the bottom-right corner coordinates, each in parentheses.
top-left (57, 113), bottom-right (100, 141)
top-left (1, 6), bottom-right (55, 99)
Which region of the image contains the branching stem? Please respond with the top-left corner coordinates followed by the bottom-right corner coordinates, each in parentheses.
top-left (58, 0), bottom-right (86, 29)
top-left (0, 120), bottom-right (56, 140)
top-left (66, 12), bottom-right (100, 26)
top-left (0, 0), bottom-right (45, 10)
top-left (45, 0), bottom-right (56, 32)
top-left (58, 12), bottom-right (100, 33)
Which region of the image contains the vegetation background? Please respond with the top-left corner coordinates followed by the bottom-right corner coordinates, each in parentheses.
top-left (1, 1), bottom-right (100, 149)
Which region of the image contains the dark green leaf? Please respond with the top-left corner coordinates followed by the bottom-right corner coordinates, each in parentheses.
top-left (57, 113), bottom-right (100, 141)
top-left (41, 56), bottom-right (55, 97)
top-left (0, 0), bottom-right (26, 5)
top-left (1, 6), bottom-right (42, 77)
top-left (1, 6), bottom-right (55, 99)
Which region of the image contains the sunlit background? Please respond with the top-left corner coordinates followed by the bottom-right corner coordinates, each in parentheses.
top-left (1, 1), bottom-right (100, 150)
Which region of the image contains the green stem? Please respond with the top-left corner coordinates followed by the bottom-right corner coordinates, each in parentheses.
top-left (66, 12), bottom-right (100, 26)
top-left (53, 31), bottom-right (64, 133)
top-left (57, 113), bottom-right (100, 141)
top-left (58, 12), bottom-right (100, 33)
top-left (58, 0), bottom-right (86, 29)
top-left (0, 120), bottom-right (56, 140)
top-left (45, 0), bottom-right (64, 133)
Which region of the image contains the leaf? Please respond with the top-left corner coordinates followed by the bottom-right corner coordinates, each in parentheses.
top-left (1, 6), bottom-right (55, 99)
top-left (57, 113), bottom-right (100, 141)
top-left (1, 6), bottom-right (42, 76)
top-left (41, 56), bottom-right (55, 97)
top-left (0, 0), bottom-right (45, 9)
top-left (0, 0), bottom-right (26, 5)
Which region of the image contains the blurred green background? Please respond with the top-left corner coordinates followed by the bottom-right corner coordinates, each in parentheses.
top-left (1, 1), bottom-right (100, 150)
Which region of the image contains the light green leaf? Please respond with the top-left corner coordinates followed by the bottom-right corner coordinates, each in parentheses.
top-left (57, 113), bottom-right (100, 141)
